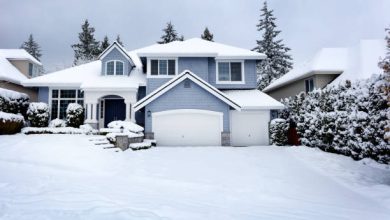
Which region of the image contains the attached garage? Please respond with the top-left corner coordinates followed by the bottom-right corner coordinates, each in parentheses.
top-left (152, 109), bottom-right (223, 146)
top-left (230, 110), bottom-right (270, 146)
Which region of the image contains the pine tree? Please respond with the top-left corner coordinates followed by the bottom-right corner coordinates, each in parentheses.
top-left (100, 35), bottom-right (110, 52)
top-left (158, 22), bottom-right (183, 44)
top-left (20, 34), bottom-right (42, 61)
top-left (254, 1), bottom-right (293, 90)
top-left (201, 27), bottom-right (214, 41)
top-left (71, 19), bottom-right (101, 65)
top-left (116, 35), bottom-right (124, 47)
top-left (379, 26), bottom-right (390, 143)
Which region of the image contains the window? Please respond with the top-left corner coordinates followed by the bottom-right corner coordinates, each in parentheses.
top-left (50, 89), bottom-right (84, 119)
top-left (150, 59), bottom-right (176, 76)
top-left (100, 100), bottom-right (104, 118)
top-left (305, 78), bottom-right (314, 93)
top-left (217, 61), bottom-right (243, 83)
top-left (106, 60), bottom-right (124, 75)
top-left (28, 63), bottom-right (33, 77)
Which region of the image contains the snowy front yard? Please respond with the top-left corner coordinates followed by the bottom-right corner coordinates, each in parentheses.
top-left (0, 135), bottom-right (389, 219)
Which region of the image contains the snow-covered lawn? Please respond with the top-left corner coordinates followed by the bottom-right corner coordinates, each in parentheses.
top-left (0, 134), bottom-right (389, 220)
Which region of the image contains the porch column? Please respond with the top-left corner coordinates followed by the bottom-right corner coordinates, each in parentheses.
top-left (125, 101), bottom-right (131, 121)
top-left (91, 103), bottom-right (97, 121)
top-left (130, 104), bottom-right (135, 122)
top-left (84, 102), bottom-right (98, 129)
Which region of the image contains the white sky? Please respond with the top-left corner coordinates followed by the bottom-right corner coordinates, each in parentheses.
top-left (0, 0), bottom-right (389, 72)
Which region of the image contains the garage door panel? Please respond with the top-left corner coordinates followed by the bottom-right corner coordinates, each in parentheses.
top-left (152, 110), bottom-right (222, 146)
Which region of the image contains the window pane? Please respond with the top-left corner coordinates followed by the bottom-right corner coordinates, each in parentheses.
top-left (106, 61), bottom-right (114, 75)
top-left (168, 60), bottom-right (175, 75)
top-left (52, 90), bottom-right (58, 98)
top-left (230, 62), bottom-right (242, 81)
top-left (28, 63), bottom-right (33, 76)
top-left (309, 79), bottom-right (314, 91)
top-left (51, 100), bottom-right (58, 119)
top-left (60, 100), bottom-right (74, 119)
top-left (159, 60), bottom-right (167, 75)
top-left (305, 80), bottom-right (309, 93)
top-left (60, 90), bottom-right (76, 98)
top-left (151, 60), bottom-right (158, 75)
top-left (116, 62), bottom-right (124, 75)
top-left (77, 90), bottom-right (84, 98)
top-left (77, 100), bottom-right (84, 106)
top-left (218, 62), bottom-right (230, 81)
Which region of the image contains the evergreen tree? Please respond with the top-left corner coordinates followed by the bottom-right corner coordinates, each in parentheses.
top-left (254, 1), bottom-right (293, 90)
top-left (71, 19), bottom-right (100, 65)
top-left (201, 27), bottom-right (214, 41)
top-left (116, 35), bottom-right (124, 47)
top-left (379, 26), bottom-right (390, 143)
top-left (158, 22), bottom-right (183, 44)
top-left (100, 35), bottom-right (110, 52)
top-left (20, 34), bottom-right (42, 61)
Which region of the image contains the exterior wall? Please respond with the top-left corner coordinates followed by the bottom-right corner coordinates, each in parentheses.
top-left (9, 60), bottom-right (29, 77)
top-left (144, 79), bottom-right (230, 133)
top-left (178, 57), bottom-right (209, 81)
top-left (146, 78), bottom-right (171, 94)
top-left (101, 47), bottom-right (134, 75)
top-left (314, 74), bottom-right (338, 89)
top-left (0, 81), bottom-right (38, 101)
top-left (38, 87), bottom-right (49, 103)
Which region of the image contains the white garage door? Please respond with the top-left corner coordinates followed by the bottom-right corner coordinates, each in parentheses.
top-left (230, 110), bottom-right (270, 146)
top-left (152, 109), bottom-right (223, 146)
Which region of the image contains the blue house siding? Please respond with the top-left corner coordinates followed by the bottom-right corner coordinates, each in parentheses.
top-left (144, 79), bottom-right (230, 133)
top-left (38, 87), bottom-right (49, 103)
top-left (178, 57), bottom-right (209, 81)
top-left (146, 78), bottom-right (171, 94)
top-left (208, 59), bottom-right (257, 89)
top-left (101, 47), bottom-right (134, 75)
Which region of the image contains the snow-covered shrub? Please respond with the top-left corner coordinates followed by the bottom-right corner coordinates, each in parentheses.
top-left (66, 103), bottom-right (84, 128)
top-left (27, 102), bottom-right (49, 127)
top-left (79, 124), bottom-right (97, 135)
top-left (107, 120), bottom-right (144, 133)
top-left (49, 118), bottom-right (66, 128)
top-left (0, 111), bottom-right (25, 134)
top-left (0, 88), bottom-right (29, 116)
top-left (270, 118), bottom-right (288, 146)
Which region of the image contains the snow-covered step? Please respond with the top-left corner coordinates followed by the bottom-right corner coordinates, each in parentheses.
top-left (129, 141), bottom-right (153, 151)
top-left (93, 140), bottom-right (110, 145)
top-left (102, 144), bottom-right (116, 149)
top-left (88, 137), bottom-right (107, 142)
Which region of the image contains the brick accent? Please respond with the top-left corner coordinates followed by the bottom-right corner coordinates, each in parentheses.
top-left (221, 132), bottom-right (230, 146)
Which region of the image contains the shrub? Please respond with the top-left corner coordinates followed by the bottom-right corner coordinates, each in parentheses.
top-left (0, 111), bottom-right (25, 134)
top-left (270, 118), bottom-right (288, 146)
top-left (0, 88), bottom-right (29, 117)
top-left (27, 102), bottom-right (49, 127)
top-left (49, 118), bottom-right (66, 128)
top-left (66, 103), bottom-right (84, 128)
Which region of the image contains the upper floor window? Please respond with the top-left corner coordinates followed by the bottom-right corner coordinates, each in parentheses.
top-left (106, 60), bottom-right (124, 75)
top-left (150, 59), bottom-right (176, 76)
top-left (28, 63), bottom-right (33, 77)
top-left (217, 61), bottom-right (244, 83)
top-left (305, 78), bottom-right (314, 93)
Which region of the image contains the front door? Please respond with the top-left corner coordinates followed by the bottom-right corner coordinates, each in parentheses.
top-left (104, 99), bottom-right (126, 127)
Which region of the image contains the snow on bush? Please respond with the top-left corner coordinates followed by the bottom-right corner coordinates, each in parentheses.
top-left (27, 102), bottom-right (49, 127)
top-left (22, 126), bottom-right (97, 135)
top-left (270, 118), bottom-right (288, 146)
top-left (0, 88), bottom-right (29, 116)
top-left (0, 111), bottom-right (25, 134)
top-left (66, 103), bottom-right (84, 128)
top-left (49, 118), bottom-right (66, 128)
top-left (280, 74), bottom-right (390, 164)
top-left (107, 120), bottom-right (144, 133)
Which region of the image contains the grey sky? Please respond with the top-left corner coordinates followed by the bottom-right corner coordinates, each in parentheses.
top-left (0, 0), bottom-right (389, 72)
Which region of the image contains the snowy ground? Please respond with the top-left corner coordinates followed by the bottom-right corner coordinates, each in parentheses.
top-left (0, 134), bottom-right (389, 220)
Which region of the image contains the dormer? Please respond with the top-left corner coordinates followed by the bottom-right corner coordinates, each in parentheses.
top-left (98, 42), bottom-right (135, 76)
top-left (0, 49), bottom-right (42, 78)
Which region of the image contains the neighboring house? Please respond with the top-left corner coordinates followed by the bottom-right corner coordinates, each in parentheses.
top-left (263, 40), bottom-right (386, 101)
top-left (23, 38), bottom-right (284, 146)
top-left (0, 49), bottom-right (42, 101)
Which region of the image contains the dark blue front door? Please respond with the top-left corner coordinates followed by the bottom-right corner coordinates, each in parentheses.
top-left (104, 99), bottom-right (126, 127)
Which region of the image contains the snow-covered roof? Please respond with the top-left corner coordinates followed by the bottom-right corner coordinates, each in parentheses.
top-left (0, 55), bottom-right (28, 85)
top-left (263, 39), bottom-right (386, 92)
top-left (223, 89), bottom-right (284, 110)
top-left (0, 49), bottom-right (42, 66)
top-left (135, 38), bottom-right (266, 60)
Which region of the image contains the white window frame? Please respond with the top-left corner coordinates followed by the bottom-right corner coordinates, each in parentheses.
top-left (147, 57), bottom-right (178, 78)
top-left (216, 60), bottom-right (245, 84)
top-left (105, 60), bottom-right (125, 76)
top-left (49, 88), bottom-right (84, 119)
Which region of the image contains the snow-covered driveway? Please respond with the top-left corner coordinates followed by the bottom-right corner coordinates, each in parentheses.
top-left (0, 134), bottom-right (389, 220)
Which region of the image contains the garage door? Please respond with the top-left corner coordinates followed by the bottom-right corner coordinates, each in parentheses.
top-left (152, 109), bottom-right (223, 146)
top-left (230, 110), bottom-right (270, 146)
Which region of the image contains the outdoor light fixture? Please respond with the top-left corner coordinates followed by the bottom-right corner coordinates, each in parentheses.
top-left (147, 110), bottom-right (151, 117)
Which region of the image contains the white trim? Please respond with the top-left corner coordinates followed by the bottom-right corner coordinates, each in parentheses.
top-left (146, 57), bottom-right (178, 78)
top-left (215, 60), bottom-right (245, 84)
top-left (49, 88), bottom-right (84, 119)
top-left (105, 60), bottom-right (124, 76)
top-left (134, 70), bottom-right (241, 111)
top-left (153, 109), bottom-right (223, 132)
top-left (98, 42), bottom-right (133, 63)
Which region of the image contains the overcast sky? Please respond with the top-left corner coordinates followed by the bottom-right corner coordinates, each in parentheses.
top-left (0, 0), bottom-right (389, 72)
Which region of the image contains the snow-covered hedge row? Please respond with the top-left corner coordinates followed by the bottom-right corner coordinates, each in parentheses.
top-left (27, 102), bottom-right (49, 127)
top-left (270, 119), bottom-right (288, 146)
top-left (0, 88), bottom-right (29, 116)
top-left (280, 74), bottom-right (390, 164)
top-left (22, 124), bottom-right (97, 135)
top-left (0, 111), bottom-right (25, 134)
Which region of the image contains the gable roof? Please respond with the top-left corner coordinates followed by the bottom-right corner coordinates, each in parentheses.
top-left (134, 38), bottom-right (266, 60)
top-left (134, 70), bottom-right (241, 111)
top-left (98, 42), bottom-right (135, 66)
top-left (0, 54), bottom-right (28, 85)
top-left (0, 49), bottom-right (42, 66)
top-left (263, 39), bottom-right (386, 92)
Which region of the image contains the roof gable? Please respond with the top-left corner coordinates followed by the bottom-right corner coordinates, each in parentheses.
top-left (98, 42), bottom-right (134, 66)
top-left (134, 70), bottom-right (241, 111)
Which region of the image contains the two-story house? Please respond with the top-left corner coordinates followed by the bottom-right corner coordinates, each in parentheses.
top-left (23, 39), bottom-right (284, 146)
top-left (0, 49), bottom-right (42, 101)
